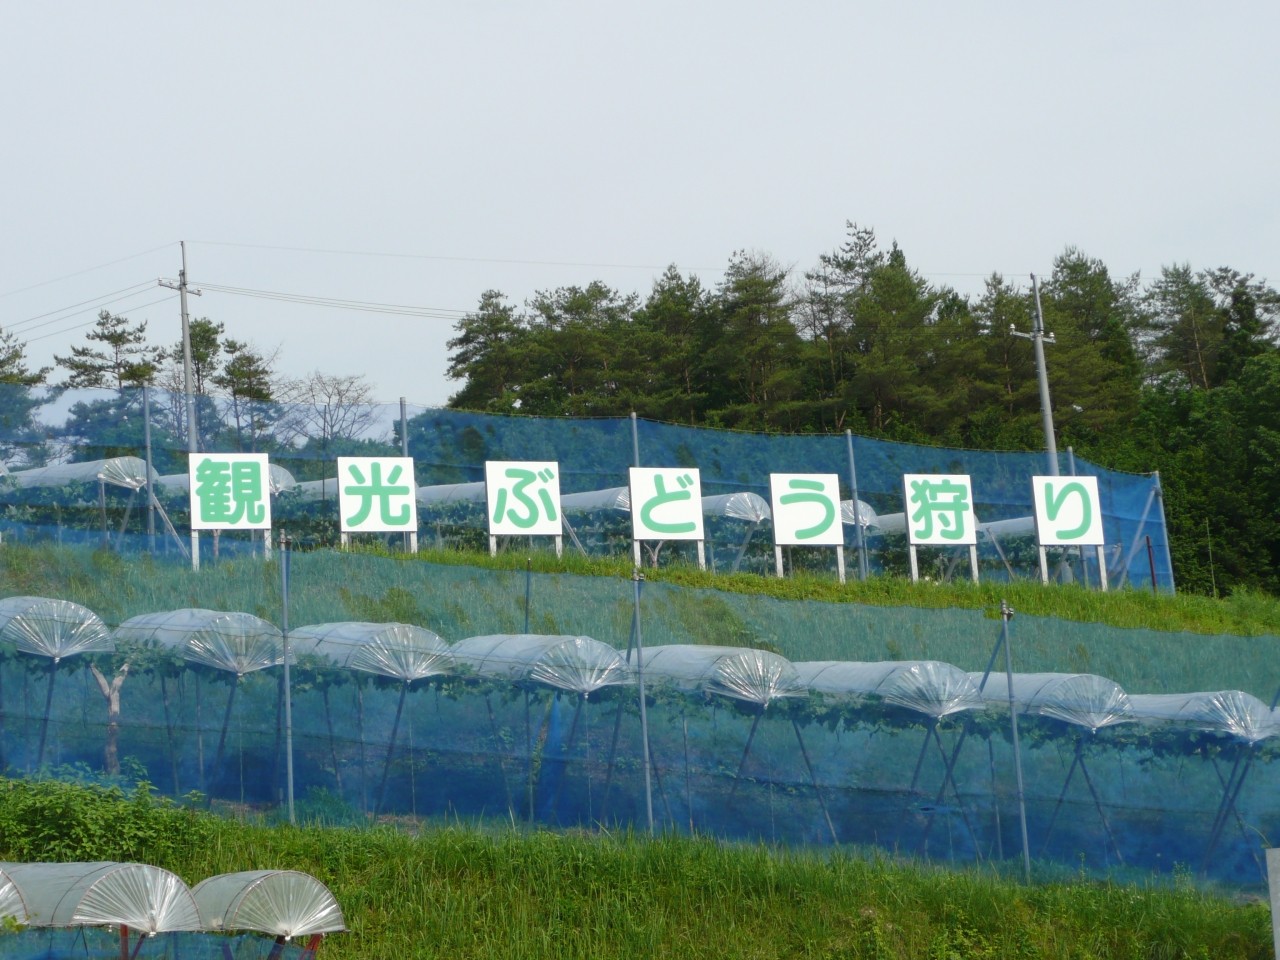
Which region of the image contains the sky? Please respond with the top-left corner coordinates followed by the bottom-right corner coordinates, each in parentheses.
top-left (3, 2), bottom-right (1276, 410)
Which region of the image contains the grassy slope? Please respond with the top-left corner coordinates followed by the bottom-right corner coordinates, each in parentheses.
top-left (0, 777), bottom-right (1270, 960)
top-left (2, 541), bottom-right (1278, 637)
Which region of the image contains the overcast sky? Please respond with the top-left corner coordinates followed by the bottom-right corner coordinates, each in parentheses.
top-left (3, 2), bottom-right (1276, 408)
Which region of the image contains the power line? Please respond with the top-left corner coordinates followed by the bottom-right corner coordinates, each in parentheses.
top-left (0, 243), bottom-right (173, 300)
top-left (8, 282), bottom-right (159, 335)
top-left (197, 282), bottom-right (470, 320)
top-left (25, 295), bottom-right (179, 345)
top-left (191, 239), bottom-right (713, 273)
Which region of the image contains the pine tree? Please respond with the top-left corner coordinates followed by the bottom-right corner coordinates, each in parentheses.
top-left (55, 310), bottom-right (162, 390)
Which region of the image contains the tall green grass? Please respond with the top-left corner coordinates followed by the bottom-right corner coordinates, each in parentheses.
top-left (0, 777), bottom-right (1270, 960)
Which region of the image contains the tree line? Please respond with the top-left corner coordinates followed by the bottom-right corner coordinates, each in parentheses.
top-left (0, 311), bottom-right (382, 476)
top-left (444, 223), bottom-right (1280, 597)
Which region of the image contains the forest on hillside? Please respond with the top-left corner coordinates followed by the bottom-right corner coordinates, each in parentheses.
top-left (444, 224), bottom-right (1280, 597)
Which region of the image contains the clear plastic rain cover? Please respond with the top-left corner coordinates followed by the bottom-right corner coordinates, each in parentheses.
top-left (4, 457), bottom-right (156, 491)
top-left (288, 621), bottom-right (454, 682)
top-left (156, 463), bottom-right (297, 496)
top-left (794, 660), bottom-right (984, 719)
top-left (415, 481), bottom-right (486, 506)
top-left (701, 492), bottom-right (770, 523)
top-left (1127, 690), bottom-right (1280, 744)
top-left (0, 862), bottom-right (202, 933)
top-left (112, 608), bottom-right (283, 677)
top-left (638, 645), bottom-right (806, 706)
top-left (0, 596), bottom-right (113, 661)
top-left (0, 868), bottom-right (27, 924)
top-left (451, 634), bottom-right (631, 696)
top-left (192, 870), bottom-right (345, 939)
top-left (971, 672), bottom-right (1133, 732)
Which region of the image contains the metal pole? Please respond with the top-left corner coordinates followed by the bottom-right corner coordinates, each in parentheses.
top-left (1031, 275), bottom-right (1057, 476)
top-left (630, 412), bottom-right (642, 569)
top-left (630, 411), bottom-right (640, 468)
top-left (1001, 601), bottom-right (1032, 883)
top-left (400, 397), bottom-right (415, 553)
top-left (524, 558), bottom-right (532, 633)
top-left (633, 569), bottom-right (654, 834)
top-left (1152, 471), bottom-right (1174, 594)
top-left (160, 242), bottom-right (203, 569)
top-left (845, 430), bottom-right (868, 580)
top-left (1012, 275), bottom-right (1058, 476)
top-left (143, 386), bottom-right (156, 554)
top-left (280, 532), bottom-right (296, 825)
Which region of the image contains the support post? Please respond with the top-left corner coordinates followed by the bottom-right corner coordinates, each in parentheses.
top-left (143, 386), bottom-right (156, 554)
top-left (633, 569), bottom-right (655, 835)
top-left (1011, 275), bottom-right (1058, 477)
top-left (1001, 601), bottom-right (1032, 883)
top-left (844, 430), bottom-right (869, 580)
top-left (280, 531), bottom-right (295, 825)
top-left (160, 241), bottom-right (203, 570)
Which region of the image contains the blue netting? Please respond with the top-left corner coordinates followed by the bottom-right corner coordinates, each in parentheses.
top-left (0, 550), bottom-right (1275, 888)
top-left (0, 386), bottom-right (1172, 589)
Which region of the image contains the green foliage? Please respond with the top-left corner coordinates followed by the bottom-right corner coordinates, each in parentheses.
top-left (0, 777), bottom-right (1269, 959)
top-left (0, 777), bottom-right (212, 863)
top-left (439, 224), bottom-right (1279, 595)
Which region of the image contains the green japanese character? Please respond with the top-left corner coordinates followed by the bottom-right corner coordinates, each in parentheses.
top-left (344, 462), bottom-right (412, 527)
top-left (492, 467), bottom-right (557, 529)
top-left (908, 477), bottom-right (969, 541)
top-left (195, 459), bottom-right (265, 525)
top-left (640, 473), bottom-right (696, 535)
top-left (1043, 480), bottom-right (1092, 540)
top-left (779, 478), bottom-right (836, 540)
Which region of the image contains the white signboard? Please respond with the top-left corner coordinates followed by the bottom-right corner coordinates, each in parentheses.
top-left (1032, 475), bottom-right (1105, 546)
top-left (337, 457), bottom-right (418, 533)
top-left (629, 467), bottom-right (704, 541)
top-left (902, 473), bottom-right (977, 546)
top-left (189, 453), bottom-right (272, 530)
top-left (485, 460), bottom-right (562, 536)
top-left (769, 473), bottom-right (843, 546)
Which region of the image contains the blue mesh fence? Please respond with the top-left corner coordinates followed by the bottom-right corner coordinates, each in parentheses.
top-left (5, 385), bottom-right (1264, 885)
top-left (0, 551), bottom-right (1276, 888)
top-left (0, 386), bottom-right (1172, 589)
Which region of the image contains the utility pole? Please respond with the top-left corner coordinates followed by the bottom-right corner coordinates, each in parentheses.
top-left (159, 241), bottom-right (203, 568)
top-left (1011, 274), bottom-right (1058, 476)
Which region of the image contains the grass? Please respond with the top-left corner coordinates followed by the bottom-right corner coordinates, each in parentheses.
top-left (0, 776), bottom-right (1271, 960)
top-left (412, 543), bottom-right (1280, 637)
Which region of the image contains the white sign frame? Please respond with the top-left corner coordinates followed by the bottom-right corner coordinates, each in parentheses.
top-left (484, 460), bottom-right (564, 558)
top-left (485, 460), bottom-right (563, 537)
top-left (628, 467), bottom-right (704, 569)
top-left (1032, 475), bottom-right (1105, 547)
top-left (902, 473), bottom-right (978, 546)
top-left (902, 472), bottom-right (978, 584)
top-left (769, 472), bottom-right (846, 583)
top-left (1032, 474), bottom-right (1108, 590)
top-left (769, 473), bottom-right (843, 547)
top-left (337, 456), bottom-right (419, 534)
top-left (189, 453), bottom-right (273, 531)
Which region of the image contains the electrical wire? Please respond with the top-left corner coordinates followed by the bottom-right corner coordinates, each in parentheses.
top-left (197, 282), bottom-right (469, 320)
top-left (191, 239), bottom-right (705, 273)
top-left (8, 282), bottom-right (159, 335)
top-left (24, 295), bottom-right (178, 345)
top-left (0, 243), bottom-right (174, 299)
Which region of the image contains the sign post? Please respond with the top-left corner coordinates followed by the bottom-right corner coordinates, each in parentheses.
top-left (628, 467), bottom-right (705, 570)
top-left (337, 457), bottom-right (419, 549)
top-left (1031, 475), bottom-right (1106, 589)
top-left (902, 473), bottom-right (979, 583)
top-left (485, 460), bottom-right (563, 557)
top-left (189, 454), bottom-right (273, 551)
top-left (769, 473), bottom-right (845, 583)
